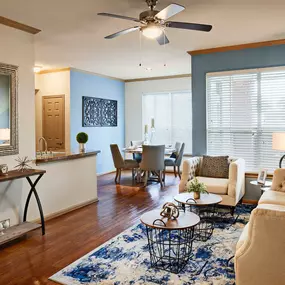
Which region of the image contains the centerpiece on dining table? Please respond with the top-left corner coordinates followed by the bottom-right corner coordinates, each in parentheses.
top-left (186, 177), bottom-right (208, 199)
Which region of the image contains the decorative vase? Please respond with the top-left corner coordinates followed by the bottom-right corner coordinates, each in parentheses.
top-left (79, 143), bottom-right (85, 153)
top-left (194, 192), bottom-right (200, 199)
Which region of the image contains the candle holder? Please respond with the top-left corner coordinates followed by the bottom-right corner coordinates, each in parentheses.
top-left (150, 127), bottom-right (156, 144)
top-left (144, 132), bottom-right (149, 145)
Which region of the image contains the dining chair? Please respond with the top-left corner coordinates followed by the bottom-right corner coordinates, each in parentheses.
top-left (140, 145), bottom-right (165, 187)
top-left (110, 144), bottom-right (139, 184)
top-left (164, 143), bottom-right (185, 180)
top-left (170, 142), bottom-right (181, 159)
top-left (130, 140), bottom-right (143, 163)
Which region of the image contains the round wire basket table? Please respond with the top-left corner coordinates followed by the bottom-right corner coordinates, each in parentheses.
top-left (174, 193), bottom-right (222, 241)
top-left (140, 209), bottom-right (200, 274)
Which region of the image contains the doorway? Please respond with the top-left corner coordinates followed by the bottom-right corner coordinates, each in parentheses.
top-left (42, 95), bottom-right (65, 151)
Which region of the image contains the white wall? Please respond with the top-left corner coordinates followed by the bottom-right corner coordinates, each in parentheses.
top-left (35, 71), bottom-right (70, 152)
top-left (0, 25), bottom-right (36, 225)
top-left (125, 77), bottom-right (191, 147)
top-left (0, 26), bottom-right (98, 226)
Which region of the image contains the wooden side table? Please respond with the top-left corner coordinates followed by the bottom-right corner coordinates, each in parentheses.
top-left (140, 209), bottom-right (200, 274)
top-left (0, 169), bottom-right (46, 246)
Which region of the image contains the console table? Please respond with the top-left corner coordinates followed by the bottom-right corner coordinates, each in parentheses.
top-left (0, 169), bottom-right (46, 246)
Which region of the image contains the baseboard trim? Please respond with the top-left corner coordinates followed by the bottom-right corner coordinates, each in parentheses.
top-left (242, 199), bottom-right (258, 205)
top-left (97, 170), bottom-right (116, 176)
top-left (32, 198), bottom-right (99, 223)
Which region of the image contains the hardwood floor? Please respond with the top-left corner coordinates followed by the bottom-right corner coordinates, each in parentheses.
top-left (0, 171), bottom-right (181, 285)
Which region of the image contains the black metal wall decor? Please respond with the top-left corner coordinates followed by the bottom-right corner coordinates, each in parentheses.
top-left (82, 96), bottom-right (117, 127)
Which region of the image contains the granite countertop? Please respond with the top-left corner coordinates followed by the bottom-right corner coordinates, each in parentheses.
top-left (35, 150), bottom-right (100, 165)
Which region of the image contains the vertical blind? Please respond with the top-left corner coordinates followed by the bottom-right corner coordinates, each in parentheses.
top-left (142, 91), bottom-right (192, 153)
top-left (207, 67), bottom-right (285, 172)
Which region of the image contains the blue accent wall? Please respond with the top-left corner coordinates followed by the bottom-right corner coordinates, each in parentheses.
top-left (192, 44), bottom-right (285, 155)
top-left (70, 70), bottom-right (125, 174)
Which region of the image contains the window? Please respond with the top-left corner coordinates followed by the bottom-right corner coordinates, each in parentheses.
top-left (142, 91), bottom-right (192, 154)
top-left (207, 67), bottom-right (285, 172)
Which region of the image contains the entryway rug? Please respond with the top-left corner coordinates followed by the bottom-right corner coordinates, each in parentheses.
top-left (50, 204), bottom-right (253, 285)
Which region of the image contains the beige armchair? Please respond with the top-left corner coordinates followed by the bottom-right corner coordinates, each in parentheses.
top-left (179, 157), bottom-right (245, 210)
top-left (235, 168), bottom-right (285, 285)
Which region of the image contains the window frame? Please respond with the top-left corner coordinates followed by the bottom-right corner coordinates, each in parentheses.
top-left (206, 66), bottom-right (285, 173)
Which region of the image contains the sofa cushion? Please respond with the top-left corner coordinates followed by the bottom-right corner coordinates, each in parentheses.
top-left (236, 223), bottom-right (249, 250)
top-left (196, 176), bottom-right (229, 195)
top-left (257, 203), bottom-right (285, 211)
top-left (258, 190), bottom-right (285, 206)
top-left (201, 155), bottom-right (229, 178)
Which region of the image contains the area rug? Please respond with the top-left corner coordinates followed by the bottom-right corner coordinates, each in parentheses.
top-left (50, 204), bottom-right (254, 285)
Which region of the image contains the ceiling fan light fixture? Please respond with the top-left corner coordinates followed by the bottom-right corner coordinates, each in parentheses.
top-left (142, 25), bottom-right (163, 39)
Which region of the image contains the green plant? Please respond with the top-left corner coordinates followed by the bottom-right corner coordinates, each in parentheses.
top-left (186, 177), bottom-right (208, 194)
top-left (76, 132), bottom-right (88, 144)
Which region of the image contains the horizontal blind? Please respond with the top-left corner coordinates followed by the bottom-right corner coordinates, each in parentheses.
top-left (207, 68), bottom-right (285, 172)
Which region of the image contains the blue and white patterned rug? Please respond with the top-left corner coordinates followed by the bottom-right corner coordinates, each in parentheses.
top-left (50, 205), bottom-right (253, 285)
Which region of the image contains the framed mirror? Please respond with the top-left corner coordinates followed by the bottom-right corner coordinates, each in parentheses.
top-left (0, 62), bottom-right (18, 156)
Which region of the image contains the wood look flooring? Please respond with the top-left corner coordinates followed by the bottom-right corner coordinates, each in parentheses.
top-left (0, 172), bottom-right (181, 285)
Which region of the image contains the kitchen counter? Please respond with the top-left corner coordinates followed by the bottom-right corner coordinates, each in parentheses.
top-left (35, 150), bottom-right (100, 165)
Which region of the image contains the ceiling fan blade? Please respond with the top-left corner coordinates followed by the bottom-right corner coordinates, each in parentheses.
top-left (155, 4), bottom-right (185, 21)
top-left (98, 13), bottom-right (140, 23)
top-left (156, 32), bottom-right (170, 45)
top-left (105, 26), bottom-right (140, 39)
top-left (166, 21), bottom-right (212, 32)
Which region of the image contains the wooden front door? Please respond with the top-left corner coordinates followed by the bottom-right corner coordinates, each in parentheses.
top-left (42, 95), bottom-right (65, 150)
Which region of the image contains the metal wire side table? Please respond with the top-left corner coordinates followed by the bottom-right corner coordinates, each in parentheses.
top-left (140, 209), bottom-right (200, 274)
top-left (174, 193), bottom-right (222, 242)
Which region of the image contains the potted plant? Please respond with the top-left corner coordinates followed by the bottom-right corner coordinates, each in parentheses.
top-left (76, 132), bottom-right (88, 153)
top-left (186, 177), bottom-right (208, 199)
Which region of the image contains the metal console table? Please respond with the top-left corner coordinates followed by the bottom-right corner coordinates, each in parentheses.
top-left (0, 169), bottom-right (46, 246)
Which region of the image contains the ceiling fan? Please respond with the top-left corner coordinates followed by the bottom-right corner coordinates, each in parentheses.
top-left (98, 0), bottom-right (212, 45)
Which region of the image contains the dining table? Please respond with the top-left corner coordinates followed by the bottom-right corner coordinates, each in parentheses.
top-left (123, 145), bottom-right (176, 155)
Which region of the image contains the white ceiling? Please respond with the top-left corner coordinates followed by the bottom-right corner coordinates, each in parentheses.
top-left (1, 0), bottom-right (285, 79)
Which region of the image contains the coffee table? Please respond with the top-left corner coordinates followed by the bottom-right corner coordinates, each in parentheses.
top-left (140, 209), bottom-right (200, 274)
top-left (174, 193), bottom-right (222, 241)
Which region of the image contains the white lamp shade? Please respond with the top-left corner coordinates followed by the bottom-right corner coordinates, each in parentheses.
top-left (0, 128), bottom-right (10, 140)
top-left (272, 133), bottom-right (285, 151)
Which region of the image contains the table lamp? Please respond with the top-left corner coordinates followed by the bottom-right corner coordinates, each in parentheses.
top-left (0, 128), bottom-right (10, 144)
top-left (272, 133), bottom-right (285, 168)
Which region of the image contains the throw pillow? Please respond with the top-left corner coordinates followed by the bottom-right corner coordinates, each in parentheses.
top-left (201, 155), bottom-right (229, 178)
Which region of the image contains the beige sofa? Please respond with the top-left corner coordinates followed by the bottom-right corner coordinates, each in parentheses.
top-left (235, 168), bottom-right (285, 285)
top-left (179, 157), bottom-right (245, 208)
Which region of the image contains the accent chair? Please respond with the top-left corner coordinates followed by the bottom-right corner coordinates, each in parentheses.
top-left (179, 156), bottom-right (245, 212)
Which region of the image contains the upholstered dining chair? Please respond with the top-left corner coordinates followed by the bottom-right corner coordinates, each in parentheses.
top-left (170, 142), bottom-right (181, 159)
top-left (110, 144), bottom-right (139, 184)
top-left (140, 145), bottom-right (165, 188)
top-left (130, 140), bottom-right (143, 163)
top-left (164, 143), bottom-right (185, 180)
